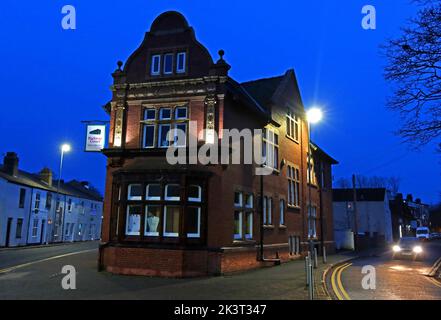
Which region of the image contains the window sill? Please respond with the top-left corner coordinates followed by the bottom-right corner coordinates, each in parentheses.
top-left (279, 225), bottom-right (287, 229)
top-left (263, 225), bottom-right (275, 229)
top-left (233, 239), bottom-right (256, 245)
top-left (287, 205), bottom-right (301, 213)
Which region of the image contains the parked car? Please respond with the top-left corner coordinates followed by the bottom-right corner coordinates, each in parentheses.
top-left (392, 237), bottom-right (425, 260)
top-left (416, 227), bottom-right (430, 241)
top-left (430, 232), bottom-right (441, 240)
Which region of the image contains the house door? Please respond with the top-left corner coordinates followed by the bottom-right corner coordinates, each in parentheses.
top-left (40, 220), bottom-right (46, 244)
top-left (5, 218), bottom-right (13, 247)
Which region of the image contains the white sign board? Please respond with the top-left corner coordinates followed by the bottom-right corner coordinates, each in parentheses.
top-left (85, 125), bottom-right (106, 152)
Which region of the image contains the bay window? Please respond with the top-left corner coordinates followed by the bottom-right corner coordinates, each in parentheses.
top-left (120, 181), bottom-right (204, 241)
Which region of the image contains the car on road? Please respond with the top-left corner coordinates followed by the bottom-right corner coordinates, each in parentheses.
top-left (430, 232), bottom-right (441, 240)
top-left (416, 227), bottom-right (430, 241)
top-left (392, 237), bottom-right (425, 260)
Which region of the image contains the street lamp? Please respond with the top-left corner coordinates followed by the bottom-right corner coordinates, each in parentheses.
top-left (52, 143), bottom-right (71, 243)
top-left (306, 107), bottom-right (322, 257)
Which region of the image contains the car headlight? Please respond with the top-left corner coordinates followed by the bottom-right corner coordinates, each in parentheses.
top-left (393, 245), bottom-right (401, 252)
top-left (413, 246), bottom-right (423, 253)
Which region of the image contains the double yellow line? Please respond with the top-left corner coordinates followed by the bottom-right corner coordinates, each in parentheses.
top-left (330, 262), bottom-right (352, 300)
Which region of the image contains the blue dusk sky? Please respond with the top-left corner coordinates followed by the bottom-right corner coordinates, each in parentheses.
top-left (0, 1), bottom-right (439, 204)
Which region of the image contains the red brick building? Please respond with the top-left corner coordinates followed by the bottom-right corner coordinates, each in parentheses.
top-left (98, 11), bottom-right (338, 277)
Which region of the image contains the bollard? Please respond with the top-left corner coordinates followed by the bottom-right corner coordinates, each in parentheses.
top-left (323, 246), bottom-right (327, 264)
top-left (305, 255), bottom-right (310, 286)
top-left (313, 248), bottom-right (318, 269)
top-left (308, 258), bottom-right (314, 300)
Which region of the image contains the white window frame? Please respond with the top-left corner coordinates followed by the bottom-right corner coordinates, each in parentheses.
top-left (144, 205), bottom-right (161, 236)
top-left (288, 166), bottom-right (300, 207)
top-left (125, 205), bottom-right (141, 236)
top-left (32, 219), bottom-right (39, 237)
top-left (280, 199), bottom-right (285, 226)
top-left (234, 211), bottom-right (243, 240)
top-left (245, 212), bottom-right (253, 239)
top-left (151, 55), bottom-right (161, 75)
top-left (158, 123), bottom-right (172, 148)
top-left (163, 53), bottom-right (174, 74)
top-left (245, 194), bottom-right (253, 209)
top-left (144, 108), bottom-right (156, 121)
top-left (163, 206), bottom-right (179, 237)
top-left (165, 184), bottom-right (180, 201)
top-left (263, 128), bottom-right (279, 170)
top-left (174, 122), bottom-right (187, 147)
top-left (308, 205), bottom-right (317, 239)
top-left (127, 184), bottom-right (142, 201)
top-left (142, 124), bottom-right (156, 149)
top-left (187, 207), bottom-right (201, 238)
top-left (188, 185), bottom-right (202, 202)
top-left (146, 184), bottom-right (161, 201)
top-left (159, 108), bottom-right (172, 120)
top-left (234, 192), bottom-right (243, 207)
top-left (34, 193), bottom-right (41, 210)
top-left (175, 106), bottom-right (188, 119)
top-left (286, 109), bottom-right (300, 142)
top-left (176, 52), bottom-right (186, 73)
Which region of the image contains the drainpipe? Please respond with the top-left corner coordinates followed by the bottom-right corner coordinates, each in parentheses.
top-left (258, 164), bottom-right (280, 264)
top-left (25, 188), bottom-right (34, 245)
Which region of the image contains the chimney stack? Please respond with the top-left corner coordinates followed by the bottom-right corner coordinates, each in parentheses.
top-left (406, 194), bottom-right (413, 202)
top-left (3, 152), bottom-right (19, 176)
top-left (39, 168), bottom-right (53, 186)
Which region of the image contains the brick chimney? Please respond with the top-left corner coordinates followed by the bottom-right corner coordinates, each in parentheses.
top-left (3, 152), bottom-right (19, 176)
top-left (39, 167), bottom-right (53, 186)
top-left (406, 194), bottom-right (413, 202)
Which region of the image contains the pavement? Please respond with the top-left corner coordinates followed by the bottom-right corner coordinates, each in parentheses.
top-left (1, 241), bottom-right (439, 300)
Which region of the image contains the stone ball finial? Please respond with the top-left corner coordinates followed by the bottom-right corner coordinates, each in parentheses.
top-left (218, 49), bottom-right (225, 60)
top-left (117, 60), bottom-right (123, 70)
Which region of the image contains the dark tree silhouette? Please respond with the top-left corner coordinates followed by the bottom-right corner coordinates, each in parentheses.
top-left (383, 0), bottom-right (441, 148)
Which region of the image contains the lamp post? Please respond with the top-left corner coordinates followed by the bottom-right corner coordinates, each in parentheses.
top-left (53, 143), bottom-right (71, 243)
top-left (306, 108), bottom-right (322, 256)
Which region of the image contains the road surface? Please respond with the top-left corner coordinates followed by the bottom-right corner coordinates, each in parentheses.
top-left (327, 240), bottom-right (441, 300)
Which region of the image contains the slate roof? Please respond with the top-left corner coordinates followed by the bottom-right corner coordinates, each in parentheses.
top-left (333, 188), bottom-right (386, 202)
top-left (0, 166), bottom-right (102, 202)
top-left (240, 75), bottom-right (285, 111)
